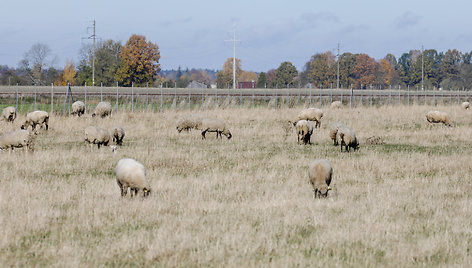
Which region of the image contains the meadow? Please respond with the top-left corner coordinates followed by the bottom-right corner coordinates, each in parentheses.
top-left (1, 104), bottom-right (472, 267)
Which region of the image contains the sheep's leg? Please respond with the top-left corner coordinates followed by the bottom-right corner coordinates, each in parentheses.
top-left (201, 130), bottom-right (207, 139)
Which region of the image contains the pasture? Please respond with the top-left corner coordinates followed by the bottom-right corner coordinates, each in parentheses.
top-left (1, 105), bottom-right (472, 266)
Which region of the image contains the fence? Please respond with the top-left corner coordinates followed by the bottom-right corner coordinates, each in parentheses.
top-left (0, 84), bottom-right (471, 115)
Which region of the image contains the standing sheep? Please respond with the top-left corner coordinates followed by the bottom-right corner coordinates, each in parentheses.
top-left (426, 110), bottom-right (452, 127)
top-left (2, 106), bottom-right (16, 123)
top-left (297, 108), bottom-right (323, 128)
top-left (337, 126), bottom-right (359, 152)
top-left (330, 101), bottom-right (342, 109)
top-left (200, 118), bottom-right (232, 139)
top-left (84, 126), bottom-right (111, 149)
top-left (293, 120), bottom-right (314, 145)
top-left (92, 102), bottom-right (112, 118)
top-left (176, 114), bottom-right (204, 133)
top-left (461, 102), bottom-right (470, 110)
top-left (329, 122), bottom-right (346, 146)
top-left (72, 101), bottom-right (85, 116)
top-left (111, 126), bottom-right (125, 145)
top-left (21, 111), bottom-right (49, 131)
top-left (116, 158), bottom-right (152, 198)
top-left (308, 159), bottom-right (333, 198)
top-left (0, 129), bottom-right (35, 152)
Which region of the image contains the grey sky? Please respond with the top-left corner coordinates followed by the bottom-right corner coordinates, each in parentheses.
top-left (1, 0), bottom-right (471, 72)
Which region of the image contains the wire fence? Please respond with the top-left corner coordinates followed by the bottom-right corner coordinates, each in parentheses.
top-left (0, 84), bottom-right (471, 115)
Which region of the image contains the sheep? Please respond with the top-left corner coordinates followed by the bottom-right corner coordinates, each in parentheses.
top-left (92, 101), bottom-right (112, 118)
top-left (461, 102), bottom-right (470, 110)
top-left (115, 158), bottom-right (152, 198)
top-left (308, 159), bottom-right (333, 198)
top-left (330, 101), bottom-right (342, 109)
top-left (0, 129), bottom-right (35, 152)
top-left (176, 114), bottom-right (204, 133)
top-left (329, 122), bottom-right (346, 146)
top-left (337, 126), bottom-right (359, 152)
top-left (2, 106), bottom-right (16, 123)
top-left (72, 101), bottom-right (85, 116)
top-left (426, 110), bottom-right (452, 127)
top-left (111, 126), bottom-right (125, 145)
top-left (297, 108), bottom-right (323, 128)
top-left (293, 120), bottom-right (314, 145)
top-left (21, 110), bottom-right (49, 131)
top-left (200, 118), bottom-right (232, 139)
top-left (84, 126), bottom-right (111, 149)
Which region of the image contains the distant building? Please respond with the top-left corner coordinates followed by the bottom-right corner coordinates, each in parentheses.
top-left (187, 81), bottom-right (207, 88)
top-left (238, 81), bottom-right (256, 89)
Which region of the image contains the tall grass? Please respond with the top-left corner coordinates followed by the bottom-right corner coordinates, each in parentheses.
top-left (1, 105), bottom-right (471, 267)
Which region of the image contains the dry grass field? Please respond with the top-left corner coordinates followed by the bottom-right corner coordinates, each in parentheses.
top-left (1, 105), bottom-right (472, 267)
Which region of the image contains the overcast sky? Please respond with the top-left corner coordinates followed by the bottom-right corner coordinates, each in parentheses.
top-left (1, 0), bottom-right (471, 72)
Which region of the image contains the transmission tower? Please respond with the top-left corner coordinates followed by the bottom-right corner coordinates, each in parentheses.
top-left (225, 27), bottom-right (240, 90)
top-left (83, 20), bottom-right (97, 86)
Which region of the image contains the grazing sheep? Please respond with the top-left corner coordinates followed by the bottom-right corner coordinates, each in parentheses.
top-left (111, 126), bottom-right (125, 145)
top-left (297, 108), bottom-right (323, 128)
top-left (0, 129), bottom-right (35, 152)
top-left (308, 159), bottom-right (333, 198)
top-left (84, 126), bottom-right (111, 149)
top-left (176, 114), bottom-right (204, 133)
top-left (294, 120), bottom-right (314, 145)
top-left (21, 111), bottom-right (49, 131)
top-left (329, 122), bottom-right (346, 146)
top-left (200, 118), bottom-right (232, 139)
top-left (72, 101), bottom-right (85, 116)
top-left (426, 110), bottom-right (452, 127)
top-left (92, 101), bottom-right (112, 118)
top-left (2, 106), bottom-right (16, 123)
top-left (115, 158), bottom-right (152, 198)
top-left (337, 126), bottom-right (359, 152)
top-left (330, 101), bottom-right (342, 109)
top-left (461, 102), bottom-right (470, 110)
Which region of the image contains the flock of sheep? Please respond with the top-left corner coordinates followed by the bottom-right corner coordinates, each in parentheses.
top-left (0, 99), bottom-right (468, 199)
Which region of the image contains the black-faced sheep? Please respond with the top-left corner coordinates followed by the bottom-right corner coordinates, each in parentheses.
top-left (0, 129), bottom-right (35, 152)
top-left (308, 159), bottom-right (333, 198)
top-left (337, 126), bottom-right (359, 152)
top-left (329, 122), bottom-right (346, 146)
top-left (200, 118), bottom-right (232, 140)
top-left (297, 108), bottom-right (323, 128)
top-left (72, 101), bottom-right (85, 116)
top-left (21, 111), bottom-right (49, 131)
top-left (111, 126), bottom-right (125, 145)
top-left (176, 114), bottom-right (204, 133)
top-left (116, 158), bottom-right (152, 198)
top-left (293, 120), bottom-right (313, 145)
top-left (2, 106), bottom-right (16, 123)
top-left (426, 110), bottom-right (452, 127)
top-left (92, 102), bottom-right (112, 118)
top-left (84, 126), bottom-right (111, 149)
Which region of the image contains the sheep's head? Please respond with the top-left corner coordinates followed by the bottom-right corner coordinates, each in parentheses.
top-left (224, 130), bottom-right (232, 139)
top-left (143, 187), bottom-right (151, 197)
top-left (91, 113), bottom-right (96, 117)
top-left (318, 185), bottom-right (332, 197)
top-left (110, 145), bottom-right (118, 153)
top-left (176, 126), bottom-right (183, 133)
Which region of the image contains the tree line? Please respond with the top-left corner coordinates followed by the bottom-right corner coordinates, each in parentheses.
top-left (1, 34), bottom-right (471, 90)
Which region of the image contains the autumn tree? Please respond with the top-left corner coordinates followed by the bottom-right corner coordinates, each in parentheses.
top-left (56, 60), bottom-right (77, 86)
top-left (378, 59), bottom-right (398, 86)
top-left (216, 58), bottom-right (241, 88)
top-left (338, 52), bottom-right (358, 87)
top-left (353, 54), bottom-right (378, 88)
top-left (115, 34), bottom-right (160, 87)
top-left (274, 61), bottom-right (298, 87)
top-left (302, 51), bottom-right (336, 88)
top-left (19, 43), bottom-right (57, 85)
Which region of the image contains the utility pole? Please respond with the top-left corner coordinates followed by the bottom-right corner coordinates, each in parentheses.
top-left (83, 20), bottom-right (97, 86)
top-left (337, 43), bottom-right (340, 90)
top-left (421, 45), bottom-right (424, 91)
top-left (225, 26), bottom-right (240, 90)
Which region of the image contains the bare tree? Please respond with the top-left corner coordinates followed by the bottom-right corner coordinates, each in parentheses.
top-left (19, 43), bottom-right (57, 85)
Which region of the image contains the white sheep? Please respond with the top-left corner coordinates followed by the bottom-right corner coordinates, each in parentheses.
top-left (308, 159), bottom-right (333, 198)
top-left (92, 102), bottom-right (112, 118)
top-left (329, 122), bottom-right (346, 146)
top-left (426, 110), bottom-right (452, 127)
top-left (293, 120), bottom-right (314, 145)
top-left (84, 126), bottom-right (111, 149)
top-left (461, 102), bottom-right (470, 110)
top-left (337, 126), bottom-right (359, 152)
top-left (297, 108), bottom-right (323, 128)
top-left (200, 118), bottom-right (232, 139)
top-left (111, 126), bottom-right (125, 145)
top-left (176, 114), bottom-right (204, 133)
top-left (115, 158), bottom-right (152, 197)
top-left (330, 101), bottom-right (342, 109)
top-left (72, 101), bottom-right (85, 116)
top-left (21, 110), bottom-right (49, 131)
top-left (2, 106), bottom-right (16, 123)
top-left (0, 129), bottom-right (35, 152)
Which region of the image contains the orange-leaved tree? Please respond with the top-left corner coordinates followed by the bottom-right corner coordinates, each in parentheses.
top-left (56, 60), bottom-right (77, 86)
top-left (116, 34), bottom-right (160, 87)
top-left (353, 54), bottom-right (378, 88)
